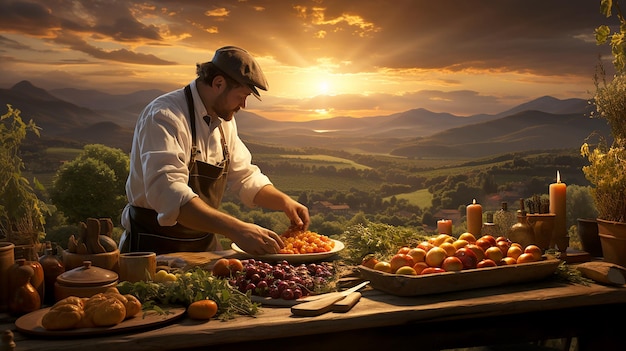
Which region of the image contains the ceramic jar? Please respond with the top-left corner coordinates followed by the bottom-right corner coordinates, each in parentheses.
top-left (0, 242), bottom-right (15, 312)
top-left (54, 261), bottom-right (118, 301)
top-left (39, 247), bottom-right (65, 305)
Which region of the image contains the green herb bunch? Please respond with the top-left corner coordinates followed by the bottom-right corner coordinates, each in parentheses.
top-left (337, 222), bottom-right (429, 264)
top-left (117, 267), bottom-right (259, 320)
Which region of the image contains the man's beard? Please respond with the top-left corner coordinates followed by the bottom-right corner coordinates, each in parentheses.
top-left (213, 90), bottom-right (238, 121)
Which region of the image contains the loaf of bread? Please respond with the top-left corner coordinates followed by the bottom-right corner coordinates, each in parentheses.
top-left (42, 290), bottom-right (142, 330)
top-left (41, 303), bottom-right (84, 330)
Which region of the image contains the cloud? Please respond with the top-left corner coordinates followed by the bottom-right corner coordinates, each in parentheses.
top-left (51, 32), bottom-right (176, 65)
top-left (0, 0), bottom-right (610, 73)
top-left (0, 0), bottom-right (615, 119)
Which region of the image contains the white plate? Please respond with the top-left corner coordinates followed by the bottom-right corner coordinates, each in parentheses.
top-left (231, 239), bottom-right (344, 264)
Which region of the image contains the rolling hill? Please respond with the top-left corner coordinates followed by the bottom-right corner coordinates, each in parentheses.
top-left (0, 80), bottom-right (609, 158)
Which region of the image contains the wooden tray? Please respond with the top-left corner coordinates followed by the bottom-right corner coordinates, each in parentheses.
top-left (15, 306), bottom-right (186, 337)
top-left (359, 258), bottom-right (562, 296)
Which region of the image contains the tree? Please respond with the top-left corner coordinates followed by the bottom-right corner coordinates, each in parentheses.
top-left (0, 105), bottom-right (47, 244)
top-left (50, 144), bottom-right (129, 224)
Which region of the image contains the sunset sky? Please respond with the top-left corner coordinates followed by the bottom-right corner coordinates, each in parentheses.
top-left (0, 0), bottom-right (614, 121)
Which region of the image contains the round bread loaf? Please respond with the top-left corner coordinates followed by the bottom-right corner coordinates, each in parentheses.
top-left (123, 294), bottom-right (142, 319)
top-left (42, 303), bottom-right (84, 330)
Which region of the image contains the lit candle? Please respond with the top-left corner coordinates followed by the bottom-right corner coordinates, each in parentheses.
top-left (466, 199), bottom-right (483, 236)
top-left (437, 219), bottom-right (453, 235)
top-left (549, 171), bottom-right (567, 250)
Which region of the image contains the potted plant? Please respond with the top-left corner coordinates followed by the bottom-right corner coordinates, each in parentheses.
top-left (0, 105), bottom-right (47, 257)
top-left (581, 1), bottom-right (626, 266)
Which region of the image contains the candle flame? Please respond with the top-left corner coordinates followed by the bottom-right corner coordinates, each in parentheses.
top-left (556, 170), bottom-right (561, 183)
top-left (472, 198), bottom-right (476, 204)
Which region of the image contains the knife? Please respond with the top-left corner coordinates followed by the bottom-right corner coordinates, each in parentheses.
top-left (291, 280), bottom-right (369, 317)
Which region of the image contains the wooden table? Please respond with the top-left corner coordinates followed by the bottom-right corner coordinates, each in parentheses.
top-left (2, 275), bottom-right (626, 351)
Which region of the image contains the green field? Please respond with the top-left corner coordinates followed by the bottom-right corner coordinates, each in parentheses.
top-left (384, 189), bottom-right (433, 208)
top-left (263, 154), bottom-right (372, 170)
top-left (268, 173), bottom-right (381, 193)
top-left (45, 147), bottom-right (82, 159)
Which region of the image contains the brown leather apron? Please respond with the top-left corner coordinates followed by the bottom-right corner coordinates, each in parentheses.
top-left (124, 85), bottom-right (230, 255)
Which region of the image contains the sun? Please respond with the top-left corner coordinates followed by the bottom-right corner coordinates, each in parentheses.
top-left (318, 81), bottom-right (330, 95)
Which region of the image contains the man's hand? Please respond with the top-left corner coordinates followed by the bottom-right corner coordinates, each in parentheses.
top-left (230, 223), bottom-right (285, 255)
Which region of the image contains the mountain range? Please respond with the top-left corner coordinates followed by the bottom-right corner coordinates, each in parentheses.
top-left (0, 80), bottom-right (610, 158)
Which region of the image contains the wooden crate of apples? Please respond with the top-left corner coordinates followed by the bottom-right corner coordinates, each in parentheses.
top-left (358, 232), bottom-right (561, 296)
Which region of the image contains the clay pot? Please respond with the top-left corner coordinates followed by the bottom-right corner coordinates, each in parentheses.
top-left (0, 242), bottom-right (15, 312)
top-left (527, 214), bottom-right (556, 251)
top-left (54, 261), bottom-right (118, 301)
top-left (62, 249), bottom-right (120, 272)
top-left (598, 219), bottom-right (626, 268)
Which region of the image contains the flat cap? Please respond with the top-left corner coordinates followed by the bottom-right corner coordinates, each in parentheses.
top-left (211, 46), bottom-right (268, 100)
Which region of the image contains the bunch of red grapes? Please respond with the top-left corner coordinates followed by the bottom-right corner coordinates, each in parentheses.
top-left (230, 259), bottom-right (335, 300)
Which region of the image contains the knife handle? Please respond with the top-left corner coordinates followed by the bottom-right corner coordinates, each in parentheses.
top-left (291, 292), bottom-right (344, 316)
top-left (332, 292), bottom-right (361, 313)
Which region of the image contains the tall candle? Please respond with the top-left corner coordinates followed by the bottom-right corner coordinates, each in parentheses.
top-left (466, 199), bottom-right (483, 236)
top-left (437, 219), bottom-right (452, 235)
top-left (549, 171), bottom-right (567, 250)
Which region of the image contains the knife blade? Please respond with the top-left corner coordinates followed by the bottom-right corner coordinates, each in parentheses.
top-left (291, 280), bottom-right (369, 317)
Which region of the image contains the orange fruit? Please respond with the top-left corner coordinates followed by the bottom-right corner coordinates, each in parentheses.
top-left (187, 299), bottom-right (218, 320)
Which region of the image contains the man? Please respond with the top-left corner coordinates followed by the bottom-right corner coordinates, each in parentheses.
top-left (119, 46), bottom-right (309, 256)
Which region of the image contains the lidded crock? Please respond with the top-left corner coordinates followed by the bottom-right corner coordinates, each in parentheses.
top-left (54, 261), bottom-right (118, 301)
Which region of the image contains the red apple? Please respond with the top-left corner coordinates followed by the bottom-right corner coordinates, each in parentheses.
top-left (477, 258), bottom-right (498, 268)
top-left (397, 246), bottom-right (411, 255)
top-left (442, 256), bottom-right (464, 272)
top-left (496, 236), bottom-right (510, 244)
top-left (496, 240), bottom-right (511, 256)
top-left (475, 238), bottom-right (493, 252)
top-left (390, 253), bottom-right (415, 273)
top-left (420, 267), bottom-right (446, 275)
top-left (465, 244), bottom-right (486, 262)
top-left (454, 247), bottom-right (478, 269)
top-left (417, 241), bottom-right (434, 252)
top-left (480, 235), bottom-right (497, 247)
top-left (360, 254), bottom-right (379, 269)
top-left (413, 262), bottom-right (429, 274)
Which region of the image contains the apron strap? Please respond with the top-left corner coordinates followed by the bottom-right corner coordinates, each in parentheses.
top-left (185, 85), bottom-right (229, 167)
top-left (184, 85), bottom-right (199, 168)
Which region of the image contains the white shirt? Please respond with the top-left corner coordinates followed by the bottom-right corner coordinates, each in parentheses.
top-left (121, 80), bottom-right (271, 230)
